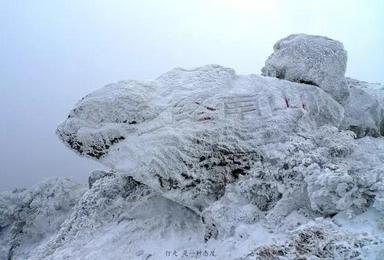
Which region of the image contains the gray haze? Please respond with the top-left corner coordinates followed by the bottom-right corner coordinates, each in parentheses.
top-left (1, 0), bottom-right (383, 191)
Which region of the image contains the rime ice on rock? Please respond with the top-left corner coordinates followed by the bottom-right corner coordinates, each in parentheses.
top-left (0, 178), bottom-right (86, 260)
top-left (88, 170), bottom-right (114, 188)
top-left (343, 78), bottom-right (384, 137)
top-left (1, 34), bottom-right (384, 260)
top-left (262, 34), bottom-right (350, 104)
top-left (35, 174), bottom-right (205, 260)
top-left (19, 34), bottom-right (381, 259)
top-left (56, 65), bottom-right (345, 219)
top-left (261, 34), bottom-right (384, 137)
top-left (56, 61), bottom-right (384, 244)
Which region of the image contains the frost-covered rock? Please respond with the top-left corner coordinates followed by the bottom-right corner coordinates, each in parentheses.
top-left (262, 34), bottom-right (384, 138)
top-left (88, 170), bottom-right (114, 188)
top-left (0, 178), bottom-right (85, 260)
top-left (56, 65), bottom-right (344, 218)
top-left (56, 59), bottom-right (384, 242)
top-left (243, 220), bottom-right (383, 260)
top-left (342, 78), bottom-right (384, 137)
top-left (2, 172), bottom-right (383, 259)
top-left (2, 34), bottom-right (380, 259)
top-left (351, 137), bottom-right (384, 214)
top-left (262, 34), bottom-right (349, 103)
top-left (262, 34), bottom-right (384, 137)
top-left (35, 173), bottom-right (205, 260)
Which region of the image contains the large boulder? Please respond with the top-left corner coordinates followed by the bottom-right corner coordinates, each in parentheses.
top-left (56, 64), bottom-right (384, 240)
top-left (56, 65), bottom-right (345, 219)
top-left (262, 34), bottom-right (350, 104)
top-left (261, 34), bottom-right (384, 138)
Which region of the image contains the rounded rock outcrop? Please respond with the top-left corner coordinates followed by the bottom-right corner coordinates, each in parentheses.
top-left (262, 34), bottom-right (349, 104)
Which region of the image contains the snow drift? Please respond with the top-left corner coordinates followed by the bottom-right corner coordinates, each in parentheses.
top-left (1, 34), bottom-right (384, 259)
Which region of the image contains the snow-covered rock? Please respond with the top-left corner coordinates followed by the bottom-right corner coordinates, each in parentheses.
top-left (243, 219), bottom-right (383, 259)
top-left (56, 65), bottom-right (344, 217)
top-left (57, 64), bottom-right (364, 240)
top-left (34, 173), bottom-right (205, 260)
top-left (0, 178), bottom-right (85, 260)
top-left (262, 34), bottom-right (350, 104)
top-left (88, 170), bottom-right (114, 188)
top-left (343, 78), bottom-right (384, 137)
top-left (261, 34), bottom-right (384, 138)
top-left (2, 172), bottom-right (383, 259)
top-left (3, 34), bottom-right (384, 259)
top-left (55, 45), bottom-right (384, 243)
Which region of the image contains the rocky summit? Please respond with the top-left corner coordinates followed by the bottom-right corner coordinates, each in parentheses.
top-left (2, 34), bottom-right (384, 259)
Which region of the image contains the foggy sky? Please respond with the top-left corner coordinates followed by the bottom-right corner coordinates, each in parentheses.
top-left (1, 0), bottom-right (383, 191)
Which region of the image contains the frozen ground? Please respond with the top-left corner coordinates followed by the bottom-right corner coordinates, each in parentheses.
top-left (1, 34), bottom-right (384, 259)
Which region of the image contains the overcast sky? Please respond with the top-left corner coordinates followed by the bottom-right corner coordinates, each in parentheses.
top-left (1, 0), bottom-right (383, 191)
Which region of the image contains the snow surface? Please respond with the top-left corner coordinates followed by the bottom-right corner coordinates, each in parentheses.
top-left (1, 34), bottom-right (384, 259)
